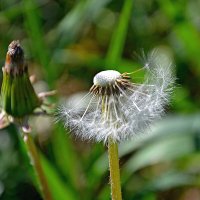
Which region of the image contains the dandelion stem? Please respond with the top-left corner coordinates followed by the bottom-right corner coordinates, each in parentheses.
top-left (102, 94), bottom-right (122, 200)
top-left (108, 139), bottom-right (122, 200)
top-left (23, 132), bottom-right (53, 200)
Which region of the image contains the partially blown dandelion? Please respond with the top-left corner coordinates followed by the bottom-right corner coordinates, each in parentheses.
top-left (58, 49), bottom-right (175, 200)
top-left (59, 49), bottom-right (174, 143)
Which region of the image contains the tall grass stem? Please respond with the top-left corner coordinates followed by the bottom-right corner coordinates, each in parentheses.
top-left (106, 0), bottom-right (134, 67)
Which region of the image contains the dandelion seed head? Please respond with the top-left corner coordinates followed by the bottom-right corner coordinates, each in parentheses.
top-left (58, 48), bottom-right (175, 144)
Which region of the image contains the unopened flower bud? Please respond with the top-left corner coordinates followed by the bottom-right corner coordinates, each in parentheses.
top-left (1, 41), bottom-right (41, 118)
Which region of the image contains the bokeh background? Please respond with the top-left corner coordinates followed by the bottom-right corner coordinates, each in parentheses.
top-left (0, 0), bottom-right (200, 199)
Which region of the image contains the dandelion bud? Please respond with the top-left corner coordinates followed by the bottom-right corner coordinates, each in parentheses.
top-left (59, 49), bottom-right (175, 143)
top-left (1, 41), bottom-right (41, 118)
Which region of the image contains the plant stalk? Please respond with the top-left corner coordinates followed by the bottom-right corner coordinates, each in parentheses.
top-left (102, 96), bottom-right (122, 200)
top-left (108, 139), bottom-right (122, 200)
top-left (23, 132), bottom-right (53, 200)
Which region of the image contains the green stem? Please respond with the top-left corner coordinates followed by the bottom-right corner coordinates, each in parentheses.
top-left (108, 139), bottom-right (122, 200)
top-left (23, 132), bottom-right (53, 200)
top-left (102, 96), bottom-right (122, 200)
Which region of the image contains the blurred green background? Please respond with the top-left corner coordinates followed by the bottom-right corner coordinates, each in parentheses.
top-left (0, 0), bottom-right (200, 199)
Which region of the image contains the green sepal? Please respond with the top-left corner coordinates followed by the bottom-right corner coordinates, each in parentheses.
top-left (1, 71), bottom-right (13, 114)
top-left (1, 70), bottom-right (41, 118)
top-left (23, 72), bottom-right (41, 114)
